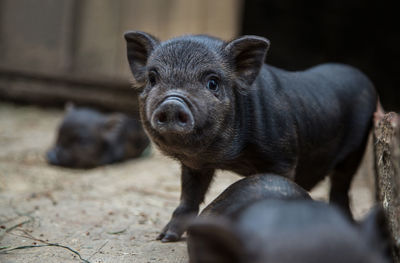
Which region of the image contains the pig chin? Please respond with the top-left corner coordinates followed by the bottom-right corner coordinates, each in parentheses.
top-left (147, 122), bottom-right (212, 157)
top-left (148, 122), bottom-right (198, 148)
top-left (154, 133), bottom-right (210, 157)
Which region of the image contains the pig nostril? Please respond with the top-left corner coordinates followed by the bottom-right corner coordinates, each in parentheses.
top-left (157, 112), bottom-right (167, 124)
top-left (178, 111), bottom-right (188, 124)
top-left (152, 99), bottom-right (194, 132)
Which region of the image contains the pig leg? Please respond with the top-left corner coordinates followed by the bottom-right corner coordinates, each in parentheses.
top-left (329, 136), bottom-right (369, 218)
top-left (157, 165), bottom-right (214, 242)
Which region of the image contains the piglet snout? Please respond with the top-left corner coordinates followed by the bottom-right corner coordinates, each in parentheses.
top-left (151, 96), bottom-right (194, 134)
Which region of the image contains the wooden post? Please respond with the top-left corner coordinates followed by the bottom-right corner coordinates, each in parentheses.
top-left (374, 112), bottom-right (400, 262)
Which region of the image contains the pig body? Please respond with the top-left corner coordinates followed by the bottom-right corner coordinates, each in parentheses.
top-left (200, 174), bottom-right (311, 218)
top-left (47, 106), bottom-right (149, 168)
top-left (188, 200), bottom-right (391, 263)
top-left (124, 32), bottom-right (377, 241)
top-left (188, 175), bottom-right (391, 263)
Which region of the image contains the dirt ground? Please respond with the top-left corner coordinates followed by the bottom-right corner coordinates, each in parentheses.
top-left (0, 102), bottom-right (376, 263)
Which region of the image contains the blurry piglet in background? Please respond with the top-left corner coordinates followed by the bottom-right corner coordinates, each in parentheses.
top-left (46, 104), bottom-right (150, 169)
top-left (187, 174), bottom-right (392, 263)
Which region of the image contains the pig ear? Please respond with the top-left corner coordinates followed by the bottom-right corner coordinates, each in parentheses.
top-left (187, 218), bottom-right (243, 263)
top-left (124, 31), bottom-right (159, 86)
top-left (225, 35), bottom-right (270, 87)
top-left (360, 206), bottom-right (392, 257)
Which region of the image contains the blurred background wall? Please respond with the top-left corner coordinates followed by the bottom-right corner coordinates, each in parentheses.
top-left (0, 0), bottom-right (242, 114)
top-left (0, 0), bottom-right (398, 113)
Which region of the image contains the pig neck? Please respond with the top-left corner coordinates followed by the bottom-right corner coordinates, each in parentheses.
top-left (219, 65), bottom-right (299, 176)
top-left (178, 65), bottom-right (298, 174)
top-left (241, 65), bottom-right (293, 138)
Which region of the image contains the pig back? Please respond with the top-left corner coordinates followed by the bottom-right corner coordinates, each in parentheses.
top-left (200, 174), bottom-right (311, 218)
top-left (246, 63), bottom-right (377, 187)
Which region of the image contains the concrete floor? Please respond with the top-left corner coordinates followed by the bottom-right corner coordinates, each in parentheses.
top-left (0, 102), bottom-right (376, 263)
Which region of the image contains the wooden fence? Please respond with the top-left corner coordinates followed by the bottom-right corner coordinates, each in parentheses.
top-left (0, 0), bottom-right (242, 114)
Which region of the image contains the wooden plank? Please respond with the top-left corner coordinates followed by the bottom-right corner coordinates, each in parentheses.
top-left (0, 0), bottom-right (4, 62)
top-left (72, 0), bottom-right (121, 78)
top-left (116, 0), bottom-right (243, 79)
top-left (163, 0), bottom-right (243, 39)
top-left (0, 0), bottom-right (76, 74)
top-left (117, 0), bottom-right (173, 79)
top-left (202, 0), bottom-right (243, 40)
top-left (0, 68), bottom-right (139, 116)
top-left (118, 0), bottom-right (157, 79)
top-left (165, 0), bottom-right (204, 37)
top-left (0, 0), bottom-right (243, 108)
top-left (374, 112), bottom-right (400, 262)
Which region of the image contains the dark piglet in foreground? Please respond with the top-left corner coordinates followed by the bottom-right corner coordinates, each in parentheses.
top-left (176, 174), bottom-right (310, 234)
top-left (124, 31), bottom-right (377, 241)
top-left (46, 105), bottom-right (149, 169)
top-left (187, 175), bottom-right (391, 263)
top-left (188, 201), bottom-right (391, 263)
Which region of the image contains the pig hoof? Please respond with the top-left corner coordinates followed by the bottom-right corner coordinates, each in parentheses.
top-left (156, 232), bottom-right (165, 240)
top-left (156, 226), bottom-right (182, 242)
top-left (156, 231), bottom-right (180, 242)
top-left (159, 231), bottom-right (180, 242)
top-left (156, 207), bottom-right (195, 242)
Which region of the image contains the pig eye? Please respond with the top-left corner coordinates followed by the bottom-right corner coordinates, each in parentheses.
top-left (206, 78), bottom-right (219, 92)
top-left (148, 71), bottom-right (157, 86)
